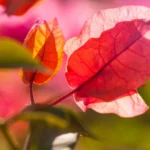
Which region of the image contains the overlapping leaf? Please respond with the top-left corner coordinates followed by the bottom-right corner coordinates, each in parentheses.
top-left (21, 18), bottom-right (64, 85)
top-left (14, 105), bottom-right (90, 150)
top-left (0, 0), bottom-right (41, 16)
top-left (0, 38), bottom-right (43, 69)
top-left (65, 6), bottom-right (150, 117)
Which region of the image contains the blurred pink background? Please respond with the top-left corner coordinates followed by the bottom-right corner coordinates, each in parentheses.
top-left (0, 0), bottom-right (150, 118)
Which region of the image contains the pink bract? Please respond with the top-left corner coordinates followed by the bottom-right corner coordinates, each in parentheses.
top-left (65, 6), bottom-right (150, 117)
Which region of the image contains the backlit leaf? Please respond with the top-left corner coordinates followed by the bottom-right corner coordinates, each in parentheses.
top-left (65, 6), bottom-right (150, 117)
top-left (21, 19), bottom-right (64, 85)
top-left (48, 18), bottom-right (65, 79)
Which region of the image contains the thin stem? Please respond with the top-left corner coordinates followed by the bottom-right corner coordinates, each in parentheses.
top-left (27, 72), bottom-right (37, 150)
top-left (29, 71), bottom-right (37, 105)
top-left (29, 81), bottom-right (35, 105)
top-left (1, 125), bottom-right (18, 150)
top-left (48, 88), bottom-right (79, 106)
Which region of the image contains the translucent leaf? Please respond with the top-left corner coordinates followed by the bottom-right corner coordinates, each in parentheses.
top-left (21, 19), bottom-right (64, 85)
top-left (65, 6), bottom-right (150, 117)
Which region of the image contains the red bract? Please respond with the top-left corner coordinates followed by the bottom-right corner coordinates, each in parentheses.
top-left (64, 6), bottom-right (150, 117)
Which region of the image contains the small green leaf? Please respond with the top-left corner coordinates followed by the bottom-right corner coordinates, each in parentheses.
top-left (21, 105), bottom-right (94, 150)
top-left (25, 104), bottom-right (92, 136)
top-left (0, 38), bottom-right (43, 69)
top-left (8, 111), bottom-right (68, 129)
top-left (27, 124), bottom-right (79, 150)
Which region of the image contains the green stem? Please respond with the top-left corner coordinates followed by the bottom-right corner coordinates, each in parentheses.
top-left (27, 72), bottom-right (37, 149)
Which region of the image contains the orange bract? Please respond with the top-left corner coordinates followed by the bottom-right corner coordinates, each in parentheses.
top-left (21, 19), bottom-right (64, 85)
top-left (0, 0), bottom-right (41, 16)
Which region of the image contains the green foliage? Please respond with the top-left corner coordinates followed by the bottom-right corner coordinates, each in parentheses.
top-left (0, 38), bottom-right (43, 69)
top-left (75, 110), bottom-right (150, 150)
top-left (28, 122), bottom-right (79, 150)
top-left (138, 79), bottom-right (150, 105)
top-left (15, 105), bottom-right (91, 150)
